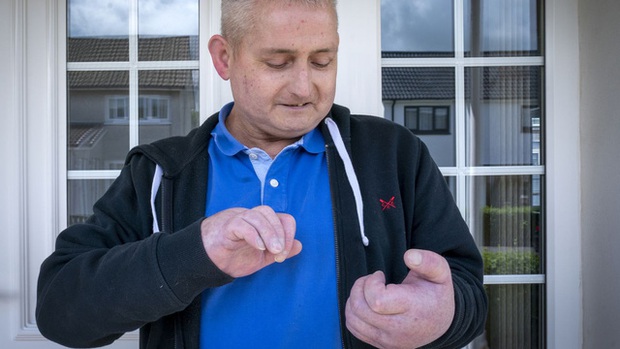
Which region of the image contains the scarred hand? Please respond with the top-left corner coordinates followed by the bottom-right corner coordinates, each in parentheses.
top-left (345, 249), bottom-right (455, 349)
top-left (200, 205), bottom-right (302, 278)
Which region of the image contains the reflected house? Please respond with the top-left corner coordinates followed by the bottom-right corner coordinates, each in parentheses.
top-left (67, 36), bottom-right (199, 223)
top-left (68, 36), bottom-right (199, 171)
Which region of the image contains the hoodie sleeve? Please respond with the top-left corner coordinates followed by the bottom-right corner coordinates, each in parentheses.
top-left (35, 153), bottom-right (232, 348)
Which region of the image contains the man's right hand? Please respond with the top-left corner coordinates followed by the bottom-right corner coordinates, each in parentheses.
top-left (200, 206), bottom-right (302, 278)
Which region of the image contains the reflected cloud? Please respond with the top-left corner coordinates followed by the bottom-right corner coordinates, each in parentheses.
top-left (381, 0), bottom-right (539, 54)
top-left (381, 0), bottom-right (454, 52)
top-left (68, 0), bottom-right (198, 38)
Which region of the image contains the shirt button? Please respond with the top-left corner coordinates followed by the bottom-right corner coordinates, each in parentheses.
top-left (249, 153), bottom-right (258, 160)
top-left (269, 179), bottom-right (279, 188)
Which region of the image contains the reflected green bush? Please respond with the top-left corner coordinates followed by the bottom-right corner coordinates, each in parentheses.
top-left (482, 248), bottom-right (540, 275)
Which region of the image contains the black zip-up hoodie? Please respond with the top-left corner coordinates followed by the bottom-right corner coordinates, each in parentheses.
top-left (36, 104), bottom-right (487, 348)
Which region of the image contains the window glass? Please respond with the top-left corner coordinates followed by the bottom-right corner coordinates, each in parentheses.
top-left (481, 284), bottom-right (545, 348)
top-left (465, 66), bottom-right (543, 166)
top-left (67, 0), bottom-right (129, 62)
top-left (381, 0), bottom-right (454, 57)
top-left (138, 0), bottom-right (199, 61)
top-left (464, 0), bottom-right (543, 57)
top-left (68, 71), bottom-right (130, 170)
top-left (67, 0), bottom-right (200, 225)
top-left (383, 67), bottom-right (456, 167)
top-left (468, 175), bottom-right (544, 275)
top-left (68, 179), bottom-right (116, 225)
top-left (138, 69), bottom-right (199, 144)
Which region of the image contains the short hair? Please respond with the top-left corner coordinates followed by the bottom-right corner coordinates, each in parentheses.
top-left (221, 0), bottom-right (338, 48)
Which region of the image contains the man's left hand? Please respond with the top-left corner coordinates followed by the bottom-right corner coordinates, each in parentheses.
top-left (345, 249), bottom-right (455, 349)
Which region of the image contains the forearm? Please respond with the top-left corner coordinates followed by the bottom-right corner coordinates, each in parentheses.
top-left (36, 220), bottom-right (232, 347)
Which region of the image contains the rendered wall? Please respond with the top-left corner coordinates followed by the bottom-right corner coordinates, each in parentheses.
top-left (579, 0), bottom-right (620, 347)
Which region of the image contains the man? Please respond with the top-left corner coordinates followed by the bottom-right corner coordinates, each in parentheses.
top-left (36, 1), bottom-right (487, 348)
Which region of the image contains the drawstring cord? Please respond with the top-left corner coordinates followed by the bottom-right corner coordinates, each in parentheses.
top-left (325, 118), bottom-right (369, 246)
top-left (151, 164), bottom-right (163, 233)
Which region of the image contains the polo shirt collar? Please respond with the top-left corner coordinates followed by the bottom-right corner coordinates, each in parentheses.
top-left (211, 102), bottom-right (325, 156)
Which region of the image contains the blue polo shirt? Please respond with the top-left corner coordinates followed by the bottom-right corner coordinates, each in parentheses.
top-left (200, 103), bottom-right (341, 348)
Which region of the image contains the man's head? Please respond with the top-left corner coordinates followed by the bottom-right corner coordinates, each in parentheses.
top-left (221, 0), bottom-right (339, 49)
top-left (209, 0), bottom-right (340, 154)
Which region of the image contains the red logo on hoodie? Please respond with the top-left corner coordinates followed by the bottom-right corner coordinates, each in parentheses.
top-left (380, 196), bottom-right (396, 211)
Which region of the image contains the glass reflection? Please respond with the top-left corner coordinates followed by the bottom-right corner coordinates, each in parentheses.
top-left (444, 176), bottom-right (456, 200)
top-left (478, 284), bottom-right (545, 349)
top-left (68, 71), bottom-right (130, 170)
top-left (138, 70), bottom-right (200, 144)
top-left (68, 179), bottom-right (116, 225)
top-left (381, 0), bottom-right (454, 56)
top-left (465, 66), bottom-right (543, 166)
top-left (382, 67), bottom-right (456, 166)
top-left (464, 0), bottom-right (542, 57)
top-left (138, 0), bottom-right (199, 61)
top-left (67, 0), bottom-right (129, 62)
top-left (468, 175), bottom-right (544, 275)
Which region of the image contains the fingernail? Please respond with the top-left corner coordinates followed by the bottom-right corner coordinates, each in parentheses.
top-left (255, 237), bottom-right (266, 251)
top-left (408, 251), bottom-right (423, 266)
top-left (274, 253), bottom-right (287, 263)
top-left (271, 240), bottom-right (283, 253)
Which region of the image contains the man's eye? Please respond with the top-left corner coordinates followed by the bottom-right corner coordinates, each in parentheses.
top-left (313, 60), bottom-right (332, 68)
top-left (266, 62), bottom-right (288, 69)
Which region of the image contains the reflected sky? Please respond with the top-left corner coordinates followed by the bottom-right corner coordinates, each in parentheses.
top-left (381, 0), bottom-right (539, 53)
top-left (68, 0), bottom-right (198, 38)
top-left (381, 0), bottom-right (454, 52)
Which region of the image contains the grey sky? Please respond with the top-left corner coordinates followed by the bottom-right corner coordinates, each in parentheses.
top-left (68, 0), bottom-right (199, 37)
top-left (381, 0), bottom-right (539, 52)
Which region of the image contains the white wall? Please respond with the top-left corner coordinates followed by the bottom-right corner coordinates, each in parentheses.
top-left (579, 0), bottom-right (620, 347)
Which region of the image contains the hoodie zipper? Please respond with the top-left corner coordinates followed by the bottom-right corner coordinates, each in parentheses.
top-left (326, 143), bottom-right (347, 349)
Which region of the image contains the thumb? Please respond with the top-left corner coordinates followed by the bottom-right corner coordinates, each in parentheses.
top-left (404, 249), bottom-right (451, 285)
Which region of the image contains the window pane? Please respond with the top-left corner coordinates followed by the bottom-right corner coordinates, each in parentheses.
top-left (68, 179), bottom-right (115, 225)
top-left (464, 0), bottom-right (543, 57)
top-left (68, 71), bottom-right (130, 170)
top-left (468, 175), bottom-right (544, 275)
top-left (138, 0), bottom-right (199, 61)
top-left (445, 176), bottom-right (456, 201)
top-left (67, 0), bottom-right (129, 62)
top-left (381, 0), bottom-right (454, 57)
top-left (383, 67), bottom-right (456, 166)
top-left (435, 107), bottom-right (449, 131)
top-left (139, 70), bottom-right (200, 144)
top-left (476, 284), bottom-right (545, 349)
top-left (465, 66), bottom-right (543, 166)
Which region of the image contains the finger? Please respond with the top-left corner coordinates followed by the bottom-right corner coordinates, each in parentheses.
top-left (363, 271), bottom-right (408, 315)
top-left (404, 249), bottom-right (451, 284)
top-left (274, 213), bottom-right (296, 262)
top-left (240, 206), bottom-right (286, 255)
top-left (345, 277), bottom-right (384, 346)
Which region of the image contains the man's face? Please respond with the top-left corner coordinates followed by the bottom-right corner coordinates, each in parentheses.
top-left (225, 3), bottom-right (339, 148)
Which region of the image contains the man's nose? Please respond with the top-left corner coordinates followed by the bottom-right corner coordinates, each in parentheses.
top-left (289, 65), bottom-right (312, 98)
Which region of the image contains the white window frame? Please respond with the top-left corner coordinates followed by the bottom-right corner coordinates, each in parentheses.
top-left (5, 0), bottom-right (581, 348)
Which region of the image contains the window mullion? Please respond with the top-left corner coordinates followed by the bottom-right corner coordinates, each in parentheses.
top-left (129, 0), bottom-right (139, 148)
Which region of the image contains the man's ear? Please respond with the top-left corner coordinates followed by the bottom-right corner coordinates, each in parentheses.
top-left (208, 35), bottom-right (232, 80)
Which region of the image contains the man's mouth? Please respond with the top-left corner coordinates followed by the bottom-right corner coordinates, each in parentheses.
top-left (284, 102), bottom-right (309, 107)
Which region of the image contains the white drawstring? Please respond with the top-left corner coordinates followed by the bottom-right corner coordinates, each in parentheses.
top-left (325, 118), bottom-right (369, 246)
top-left (150, 164), bottom-right (163, 233)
